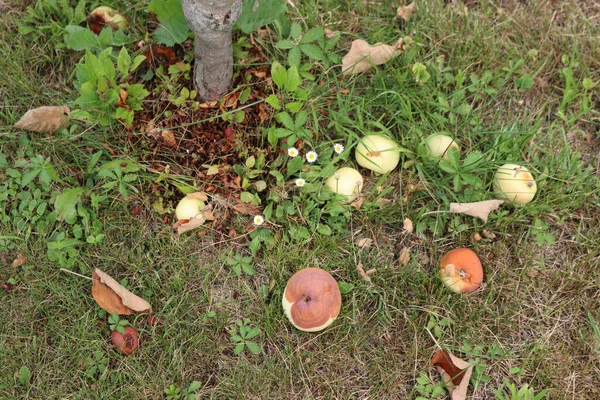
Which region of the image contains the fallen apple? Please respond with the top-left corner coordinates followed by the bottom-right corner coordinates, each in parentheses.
top-left (493, 164), bottom-right (537, 205)
top-left (355, 134), bottom-right (401, 174)
top-left (282, 268), bottom-right (342, 332)
top-left (424, 133), bottom-right (459, 159)
top-left (111, 326), bottom-right (139, 355)
top-left (175, 195), bottom-right (206, 220)
top-left (439, 248), bottom-right (483, 294)
top-left (325, 167), bottom-right (363, 201)
top-left (89, 6), bottom-right (128, 31)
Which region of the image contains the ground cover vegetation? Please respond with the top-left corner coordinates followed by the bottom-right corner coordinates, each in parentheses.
top-left (0, 0), bottom-right (599, 398)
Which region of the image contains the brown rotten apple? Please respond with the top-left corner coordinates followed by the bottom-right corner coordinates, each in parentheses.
top-left (111, 326), bottom-right (139, 356)
top-left (282, 268), bottom-right (342, 332)
top-left (439, 248), bottom-right (483, 294)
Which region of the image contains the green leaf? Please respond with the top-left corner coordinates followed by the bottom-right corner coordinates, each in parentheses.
top-left (271, 61), bottom-right (288, 88)
top-left (290, 23), bottom-right (302, 40)
top-left (17, 366), bottom-right (31, 386)
top-left (275, 112), bottom-right (294, 130)
top-left (234, 343), bottom-right (245, 355)
top-left (285, 102), bottom-right (303, 113)
top-left (117, 47), bottom-right (131, 77)
top-left (287, 46), bottom-right (301, 66)
top-left (300, 27), bottom-right (324, 44)
top-left (286, 156), bottom-right (304, 177)
top-left (265, 94), bottom-right (281, 110)
top-left (187, 381), bottom-right (202, 393)
top-left (294, 111), bottom-right (308, 129)
top-left (130, 55), bottom-right (147, 73)
top-left (275, 39), bottom-right (295, 49)
top-left (55, 188), bottom-right (84, 224)
top-left (148, 0), bottom-right (190, 46)
top-left (299, 44), bottom-right (325, 61)
top-left (64, 25), bottom-right (98, 51)
top-left (338, 281), bottom-right (354, 295)
top-left (236, 0), bottom-right (287, 34)
top-left (285, 65), bottom-right (301, 92)
top-left (245, 341), bottom-right (261, 354)
top-left (317, 225), bottom-right (332, 235)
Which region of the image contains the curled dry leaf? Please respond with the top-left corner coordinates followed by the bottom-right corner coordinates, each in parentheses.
top-left (396, 2), bottom-right (416, 21)
top-left (356, 238), bottom-right (373, 249)
top-left (356, 263), bottom-right (372, 283)
top-left (350, 196), bottom-right (365, 210)
top-left (14, 106), bottom-right (70, 134)
top-left (449, 200), bottom-right (504, 223)
top-left (173, 216), bottom-right (206, 235)
top-left (399, 247), bottom-right (410, 266)
top-left (431, 349), bottom-right (473, 400)
top-left (403, 218), bottom-right (413, 233)
top-left (161, 130), bottom-right (177, 147)
top-left (342, 38), bottom-right (404, 76)
top-left (11, 254), bottom-right (27, 268)
top-left (91, 269), bottom-right (151, 315)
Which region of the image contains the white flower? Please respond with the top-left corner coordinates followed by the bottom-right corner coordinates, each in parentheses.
top-left (295, 178), bottom-right (306, 187)
top-left (334, 143), bottom-right (345, 154)
top-left (287, 147), bottom-right (299, 157)
top-left (306, 151), bottom-right (318, 163)
top-left (253, 215), bottom-right (264, 226)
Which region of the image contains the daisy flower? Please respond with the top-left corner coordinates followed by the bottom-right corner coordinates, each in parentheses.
top-left (334, 143), bottom-right (345, 154)
top-left (287, 147), bottom-right (299, 157)
top-left (253, 215), bottom-right (265, 226)
top-left (306, 151), bottom-right (318, 163)
top-left (295, 178), bottom-right (306, 187)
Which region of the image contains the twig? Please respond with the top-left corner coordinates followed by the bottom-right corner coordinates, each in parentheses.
top-left (60, 268), bottom-right (92, 281)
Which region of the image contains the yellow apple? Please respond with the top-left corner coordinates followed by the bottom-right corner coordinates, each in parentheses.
top-left (493, 164), bottom-right (537, 205)
top-left (355, 135), bottom-right (401, 174)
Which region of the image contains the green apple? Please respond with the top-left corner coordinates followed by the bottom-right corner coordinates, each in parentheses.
top-left (493, 164), bottom-right (537, 205)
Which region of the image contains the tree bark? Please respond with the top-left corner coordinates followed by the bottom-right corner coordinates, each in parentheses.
top-left (182, 0), bottom-right (242, 101)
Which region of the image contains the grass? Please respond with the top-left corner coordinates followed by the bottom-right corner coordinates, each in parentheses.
top-left (1, 0), bottom-right (599, 399)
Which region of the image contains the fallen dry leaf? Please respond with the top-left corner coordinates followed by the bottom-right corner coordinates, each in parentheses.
top-left (482, 229), bottom-right (497, 239)
top-left (403, 218), bottom-right (413, 233)
top-left (342, 38), bottom-right (404, 75)
top-left (117, 88), bottom-right (129, 109)
top-left (449, 200), bottom-right (504, 223)
top-left (431, 349), bottom-right (473, 400)
top-left (11, 254), bottom-right (27, 268)
top-left (173, 216), bottom-right (205, 235)
top-left (396, 2), bottom-right (416, 21)
top-left (356, 238), bottom-right (373, 249)
top-left (356, 263), bottom-right (372, 283)
top-left (233, 202), bottom-right (261, 215)
top-left (472, 232), bottom-right (482, 242)
top-left (399, 247), bottom-right (410, 266)
top-left (350, 196), bottom-right (365, 210)
top-left (161, 130), bottom-right (177, 147)
top-left (14, 106), bottom-right (70, 134)
top-left (92, 269), bottom-right (151, 315)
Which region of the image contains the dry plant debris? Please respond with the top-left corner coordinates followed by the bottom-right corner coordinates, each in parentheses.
top-left (431, 349), bottom-right (473, 400)
top-left (449, 200), bottom-right (505, 223)
top-left (342, 38), bottom-right (405, 75)
top-left (14, 106), bottom-right (70, 134)
top-left (92, 269), bottom-right (151, 315)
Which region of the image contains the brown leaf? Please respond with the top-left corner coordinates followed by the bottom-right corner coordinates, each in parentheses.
top-left (396, 2), bottom-right (416, 21)
top-left (403, 218), bottom-right (413, 233)
top-left (342, 38), bottom-right (404, 75)
top-left (1, 282), bottom-right (14, 293)
top-left (356, 238), bottom-right (373, 249)
top-left (350, 196), bottom-right (365, 210)
top-left (14, 106), bottom-right (70, 134)
top-left (431, 349), bottom-right (473, 400)
top-left (399, 247), bottom-right (410, 266)
top-left (356, 263), bottom-right (372, 283)
top-left (449, 200), bottom-right (504, 223)
top-left (233, 202), bottom-right (261, 215)
top-left (92, 269), bottom-right (151, 315)
top-left (173, 217), bottom-right (206, 235)
top-left (117, 88), bottom-right (129, 109)
top-left (482, 229), bottom-right (497, 239)
top-left (161, 130), bottom-right (177, 147)
top-left (11, 254), bottom-right (27, 268)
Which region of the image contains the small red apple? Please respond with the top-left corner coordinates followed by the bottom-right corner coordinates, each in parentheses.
top-left (439, 248), bottom-right (483, 294)
top-left (111, 326), bottom-right (139, 355)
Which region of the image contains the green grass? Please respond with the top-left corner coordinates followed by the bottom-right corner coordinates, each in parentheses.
top-left (1, 0), bottom-right (600, 399)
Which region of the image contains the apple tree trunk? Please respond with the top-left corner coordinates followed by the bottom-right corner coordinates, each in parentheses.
top-left (181, 0), bottom-right (242, 101)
